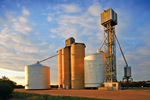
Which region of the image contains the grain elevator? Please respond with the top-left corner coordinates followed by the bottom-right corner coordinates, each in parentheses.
top-left (57, 37), bottom-right (85, 89)
top-left (24, 8), bottom-right (132, 91)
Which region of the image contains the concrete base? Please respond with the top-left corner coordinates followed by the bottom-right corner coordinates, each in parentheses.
top-left (98, 87), bottom-right (108, 90)
top-left (103, 82), bottom-right (121, 91)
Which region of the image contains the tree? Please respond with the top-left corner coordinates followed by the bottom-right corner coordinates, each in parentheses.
top-left (0, 82), bottom-right (14, 99)
top-left (0, 76), bottom-right (16, 87)
top-left (0, 76), bottom-right (15, 99)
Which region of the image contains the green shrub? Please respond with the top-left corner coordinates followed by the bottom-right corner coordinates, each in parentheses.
top-left (0, 82), bottom-right (14, 99)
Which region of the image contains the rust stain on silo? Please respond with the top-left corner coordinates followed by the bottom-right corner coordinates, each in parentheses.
top-left (71, 43), bottom-right (85, 89)
top-left (62, 47), bottom-right (71, 89)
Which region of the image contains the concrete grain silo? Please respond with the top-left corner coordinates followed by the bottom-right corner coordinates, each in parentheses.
top-left (25, 63), bottom-right (50, 89)
top-left (71, 43), bottom-right (85, 89)
top-left (62, 47), bottom-right (71, 89)
top-left (84, 52), bottom-right (105, 89)
top-left (57, 49), bottom-right (62, 88)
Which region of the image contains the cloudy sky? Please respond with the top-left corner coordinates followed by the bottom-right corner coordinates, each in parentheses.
top-left (0, 0), bottom-right (150, 85)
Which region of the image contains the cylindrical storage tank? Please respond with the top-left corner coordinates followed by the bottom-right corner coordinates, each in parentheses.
top-left (124, 67), bottom-right (131, 78)
top-left (57, 49), bottom-right (63, 88)
top-left (84, 53), bottom-right (105, 88)
top-left (71, 43), bottom-right (85, 89)
top-left (62, 47), bottom-right (71, 89)
top-left (25, 63), bottom-right (50, 89)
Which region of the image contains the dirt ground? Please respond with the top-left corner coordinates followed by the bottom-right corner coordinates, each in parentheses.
top-left (15, 89), bottom-right (150, 100)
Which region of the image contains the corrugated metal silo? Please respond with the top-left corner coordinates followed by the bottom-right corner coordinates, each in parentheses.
top-left (71, 43), bottom-right (85, 89)
top-left (84, 53), bottom-right (105, 88)
top-left (57, 49), bottom-right (62, 88)
top-left (62, 47), bottom-right (71, 89)
top-left (25, 63), bottom-right (50, 89)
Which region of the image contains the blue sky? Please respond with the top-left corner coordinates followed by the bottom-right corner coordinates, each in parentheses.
top-left (0, 0), bottom-right (150, 85)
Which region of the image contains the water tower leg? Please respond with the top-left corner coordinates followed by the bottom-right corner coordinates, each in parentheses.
top-left (127, 78), bottom-right (129, 89)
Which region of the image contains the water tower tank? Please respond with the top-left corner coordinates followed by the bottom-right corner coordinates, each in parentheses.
top-left (101, 8), bottom-right (117, 27)
top-left (25, 63), bottom-right (50, 89)
top-left (84, 53), bottom-right (105, 88)
top-left (124, 67), bottom-right (131, 78)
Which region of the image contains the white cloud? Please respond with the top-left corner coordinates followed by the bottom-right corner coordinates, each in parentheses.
top-left (0, 18), bottom-right (58, 78)
top-left (47, 16), bottom-right (52, 22)
top-left (22, 8), bottom-right (30, 15)
top-left (115, 10), bottom-right (131, 38)
top-left (0, 27), bottom-right (11, 38)
top-left (0, 68), bottom-right (24, 73)
top-left (18, 16), bottom-right (28, 23)
top-left (61, 4), bottom-right (81, 13)
top-left (5, 11), bottom-right (17, 22)
top-left (13, 23), bottom-right (32, 35)
top-left (0, 10), bottom-right (51, 74)
top-left (48, 3), bottom-right (103, 55)
top-left (50, 34), bottom-right (57, 38)
top-left (87, 3), bottom-right (102, 16)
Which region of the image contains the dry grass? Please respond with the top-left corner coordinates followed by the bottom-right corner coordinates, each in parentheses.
top-left (15, 89), bottom-right (150, 100)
